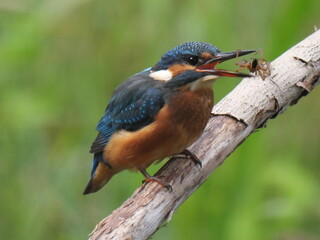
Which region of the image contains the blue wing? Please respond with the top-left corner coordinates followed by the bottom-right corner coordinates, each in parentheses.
top-left (90, 71), bottom-right (166, 154)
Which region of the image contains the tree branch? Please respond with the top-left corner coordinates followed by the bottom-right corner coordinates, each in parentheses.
top-left (88, 30), bottom-right (320, 240)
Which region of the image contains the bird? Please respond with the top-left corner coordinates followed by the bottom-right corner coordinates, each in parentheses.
top-left (83, 41), bottom-right (254, 195)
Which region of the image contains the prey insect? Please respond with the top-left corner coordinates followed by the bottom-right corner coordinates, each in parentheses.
top-left (235, 48), bottom-right (271, 80)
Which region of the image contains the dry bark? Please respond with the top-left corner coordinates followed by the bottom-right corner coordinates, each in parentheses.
top-left (89, 30), bottom-right (320, 240)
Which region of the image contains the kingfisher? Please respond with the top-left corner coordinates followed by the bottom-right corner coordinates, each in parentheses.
top-left (83, 42), bottom-right (254, 195)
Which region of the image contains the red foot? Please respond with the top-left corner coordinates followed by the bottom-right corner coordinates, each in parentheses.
top-left (140, 169), bottom-right (172, 192)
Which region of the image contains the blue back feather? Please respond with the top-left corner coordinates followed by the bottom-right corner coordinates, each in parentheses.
top-left (90, 152), bottom-right (103, 177)
top-left (90, 70), bottom-right (166, 154)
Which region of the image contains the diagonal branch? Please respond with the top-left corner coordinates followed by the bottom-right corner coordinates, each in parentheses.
top-left (88, 30), bottom-right (320, 240)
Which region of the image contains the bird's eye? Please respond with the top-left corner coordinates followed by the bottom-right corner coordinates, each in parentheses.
top-left (185, 55), bottom-right (199, 65)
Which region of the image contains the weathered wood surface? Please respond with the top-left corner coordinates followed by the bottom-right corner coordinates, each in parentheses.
top-left (89, 30), bottom-right (320, 240)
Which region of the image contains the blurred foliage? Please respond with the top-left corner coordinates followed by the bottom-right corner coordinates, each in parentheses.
top-left (0, 0), bottom-right (319, 239)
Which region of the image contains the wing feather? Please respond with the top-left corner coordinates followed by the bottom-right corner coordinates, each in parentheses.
top-left (90, 71), bottom-right (166, 154)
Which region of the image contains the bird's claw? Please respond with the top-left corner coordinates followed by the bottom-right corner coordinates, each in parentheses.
top-left (142, 176), bottom-right (173, 192)
top-left (172, 149), bottom-right (202, 168)
top-left (140, 169), bottom-right (172, 192)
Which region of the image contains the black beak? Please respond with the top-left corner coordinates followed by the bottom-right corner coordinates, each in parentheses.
top-left (196, 49), bottom-right (256, 78)
top-left (207, 49), bottom-right (256, 64)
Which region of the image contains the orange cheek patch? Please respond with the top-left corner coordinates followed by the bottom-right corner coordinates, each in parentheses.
top-left (200, 52), bottom-right (214, 60)
top-left (168, 64), bottom-right (195, 77)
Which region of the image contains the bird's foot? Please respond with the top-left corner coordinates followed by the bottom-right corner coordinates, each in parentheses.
top-left (142, 176), bottom-right (173, 192)
top-left (140, 169), bottom-right (172, 192)
top-left (172, 149), bottom-right (202, 167)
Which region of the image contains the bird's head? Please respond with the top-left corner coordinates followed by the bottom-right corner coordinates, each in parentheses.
top-left (150, 41), bottom-right (255, 89)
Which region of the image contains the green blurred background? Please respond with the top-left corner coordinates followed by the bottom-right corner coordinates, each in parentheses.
top-left (1, 0), bottom-right (319, 239)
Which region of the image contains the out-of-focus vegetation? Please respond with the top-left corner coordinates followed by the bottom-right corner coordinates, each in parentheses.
top-left (0, 0), bottom-right (319, 239)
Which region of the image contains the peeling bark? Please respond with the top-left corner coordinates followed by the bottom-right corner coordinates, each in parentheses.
top-left (88, 30), bottom-right (320, 240)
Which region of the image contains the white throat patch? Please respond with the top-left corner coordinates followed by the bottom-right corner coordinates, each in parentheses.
top-left (149, 70), bottom-right (173, 81)
top-left (188, 75), bottom-right (219, 91)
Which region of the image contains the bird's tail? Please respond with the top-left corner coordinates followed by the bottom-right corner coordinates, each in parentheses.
top-left (83, 152), bottom-right (114, 195)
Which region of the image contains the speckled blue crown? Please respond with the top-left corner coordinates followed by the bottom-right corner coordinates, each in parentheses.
top-left (154, 42), bottom-right (221, 69)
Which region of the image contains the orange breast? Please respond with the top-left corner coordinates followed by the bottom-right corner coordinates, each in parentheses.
top-left (105, 87), bottom-right (213, 172)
